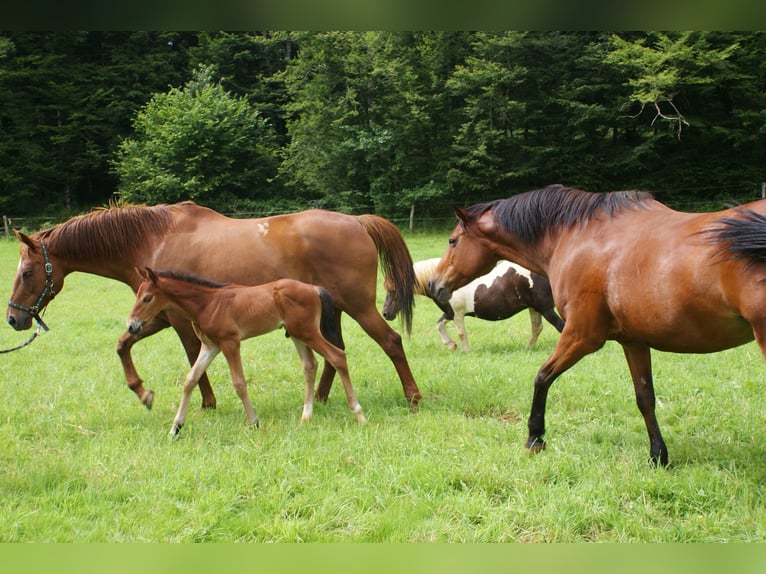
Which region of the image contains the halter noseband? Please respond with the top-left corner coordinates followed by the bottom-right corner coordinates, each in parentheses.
top-left (7, 238), bottom-right (55, 332)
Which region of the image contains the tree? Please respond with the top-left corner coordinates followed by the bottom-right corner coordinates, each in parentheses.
top-left (113, 65), bottom-right (279, 211)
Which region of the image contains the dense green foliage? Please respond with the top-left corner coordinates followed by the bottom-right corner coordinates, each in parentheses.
top-left (1, 31), bottom-right (764, 220)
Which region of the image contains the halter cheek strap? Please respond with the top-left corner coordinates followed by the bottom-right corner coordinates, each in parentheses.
top-left (7, 238), bottom-right (55, 332)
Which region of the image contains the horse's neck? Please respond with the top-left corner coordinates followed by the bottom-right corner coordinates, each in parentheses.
top-left (413, 259), bottom-right (440, 295)
top-left (158, 281), bottom-right (216, 323)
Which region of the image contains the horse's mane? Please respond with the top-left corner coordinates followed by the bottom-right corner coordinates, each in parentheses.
top-left (154, 269), bottom-right (230, 289)
top-left (702, 207), bottom-right (766, 264)
top-left (412, 258), bottom-right (441, 294)
top-left (36, 202), bottom-right (184, 261)
top-left (466, 184), bottom-right (656, 244)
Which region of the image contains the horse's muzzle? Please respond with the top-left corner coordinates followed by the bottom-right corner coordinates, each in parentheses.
top-left (127, 319), bottom-right (144, 336)
top-left (6, 311), bottom-right (32, 331)
top-left (427, 278), bottom-right (451, 305)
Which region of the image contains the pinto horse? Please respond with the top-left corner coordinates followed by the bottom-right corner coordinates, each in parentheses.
top-left (428, 184), bottom-right (766, 466)
top-left (382, 258), bottom-right (564, 351)
top-left (6, 201), bottom-right (420, 410)
top-left (127, 269), bottom-right (366, 435)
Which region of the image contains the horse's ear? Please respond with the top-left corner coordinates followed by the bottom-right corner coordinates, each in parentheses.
top-left (454, 207), bottom-right (468, 222)
top-left (135, 267), bottom-right (148, 280)
top-left (14, 230), bottom-right (36, 251)
top-left (145, 267), bottom-right (159, 284)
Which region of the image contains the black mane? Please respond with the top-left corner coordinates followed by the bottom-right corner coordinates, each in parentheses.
top-left (465, 184), bottom-right (656, 244)
top-left (702, 207), bottom-right (766, 264)
top-left (155, 269), bottom-right (230, 289)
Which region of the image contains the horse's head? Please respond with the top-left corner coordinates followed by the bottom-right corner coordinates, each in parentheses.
top-left (6, 230), bottom-right (65, 332)
top-left (380, 274), bottom-right (399, 321)
top-left (428, 207), bottom-right (498, 304)
top-left (126, 268), bottom-right (168, 335)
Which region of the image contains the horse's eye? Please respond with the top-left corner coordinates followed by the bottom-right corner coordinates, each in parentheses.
top-left (22, 269), bottom-right (32, 279)
top-left (142, 295), bottom-right (153, 303)
top-left (448, 237), bottom-right (457, 246)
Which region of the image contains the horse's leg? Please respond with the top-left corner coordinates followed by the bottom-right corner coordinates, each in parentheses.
top-left (291, 339), bottom-right (318, 422)
top-left (220, 340), bottom-right (259, 429)
top-left (171, 343), bottom-right (220, 436)
top-left (526, 328), bottom-right (605, 453)
top-left (622, 343), bottom-right (668, 466)
top-left (542, 308), bottom-right (566, 332)
top-left (526, 309), bottom-right (543, 348)
top-left (308, 336), bottom-right (366, 423)
top-left (436, 313), bottom-right (458, 350)
top-left (453, 311), bottom-right (470, 352)
top-left (348, 308), bottom-right (422, 410)
top-left (314, 309), bottom-right (342, 403)
top-left (116, 315), bottom-right (170, 410)
top-left (165, 312), bottom-right (217, 410)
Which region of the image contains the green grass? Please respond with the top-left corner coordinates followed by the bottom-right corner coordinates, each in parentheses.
top-left (1, 233), bottom-right (766, 542)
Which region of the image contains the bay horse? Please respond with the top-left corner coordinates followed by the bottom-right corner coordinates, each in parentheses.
top-left (382, 258), bottom-right (564, 351)
top-left (127, 268), bottom-right (366, 435)
top-left (428, 184), bottom-right (766, 466)
top-left (6, 201), bottom-right (420, 410)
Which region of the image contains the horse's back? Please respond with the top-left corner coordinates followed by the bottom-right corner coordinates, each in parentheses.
top-left (550, 202), bottom-right (766, 352)
top-left (152, 208), bottom-right (380, 312)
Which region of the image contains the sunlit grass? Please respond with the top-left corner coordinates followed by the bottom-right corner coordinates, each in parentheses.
top-left (1, 234), bottom-right (766, 541)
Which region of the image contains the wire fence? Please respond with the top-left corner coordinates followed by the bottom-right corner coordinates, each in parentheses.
top-left (3, 185), bottom-right (765, 237)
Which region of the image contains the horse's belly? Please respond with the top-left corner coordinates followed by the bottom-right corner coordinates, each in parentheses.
top-left (619, 318), bottom-right (754, 353)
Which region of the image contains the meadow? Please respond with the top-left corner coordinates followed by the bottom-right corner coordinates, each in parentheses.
top-left (1, 232), bottom-right (766, 543)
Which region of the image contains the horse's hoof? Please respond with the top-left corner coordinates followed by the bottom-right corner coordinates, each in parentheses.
top-left (407, 393), bottom-right (422, 413)
top-left (142, 390), bottom-right (155, 410)
top-left (169, 424), bottom-right (182, 437)
top-left (526, 436), bottom-right (546, 454)
top-left (253, 418), bottom-right (260, 430)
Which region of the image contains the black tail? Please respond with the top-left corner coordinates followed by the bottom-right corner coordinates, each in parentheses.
top-left (704, 208), bottom-right (766, 265)
top-left (318, 288), bottom-right (343, 348)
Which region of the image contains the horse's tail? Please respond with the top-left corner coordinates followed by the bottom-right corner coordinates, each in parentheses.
top-left (357, 214), bottom-right (416, 334)
top-left (703, 207), bottom-right (766, 265)
top-left (317, 287), bottom-right (343, 348)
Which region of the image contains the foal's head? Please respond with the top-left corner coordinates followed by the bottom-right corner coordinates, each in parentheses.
top-left (126, 267), bottom-right (169, 335)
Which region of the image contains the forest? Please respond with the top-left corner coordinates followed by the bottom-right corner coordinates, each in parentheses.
top-left (1, 31), bottom-right (764, 224)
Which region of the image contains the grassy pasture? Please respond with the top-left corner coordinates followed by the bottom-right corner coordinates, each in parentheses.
top-left (1, 233), bottom-right (766, 542)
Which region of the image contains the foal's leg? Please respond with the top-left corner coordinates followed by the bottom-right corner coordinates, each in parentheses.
top-left (171, 343), bottom-right (220, 436)
top-left (622, 343), bottom-right (668, 466)
top-left (117, 315), bottom-right (168, 410)
top-left (220, 340), bottom-right (259, 429)
top-left (436, 313), bottom-right (458, 350)
top-left (307, 336), bottom-right (366, 423)
top-left (526, 309), bottom-right (543, 348)
top-left (291, 339), bottom-right (318, 422)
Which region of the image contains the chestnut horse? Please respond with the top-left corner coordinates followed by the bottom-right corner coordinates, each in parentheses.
top-left (127, 269), bottom-right (366, 435)
top-left (6, 201), bottom-right (419, 410)
top-left (428, 184), bottom-right (766, 466)
top-left (382, 258), bottom-right (564, 351)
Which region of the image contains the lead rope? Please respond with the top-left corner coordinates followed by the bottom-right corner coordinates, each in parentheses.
top-left (0, 323), bottom-right (42, 354)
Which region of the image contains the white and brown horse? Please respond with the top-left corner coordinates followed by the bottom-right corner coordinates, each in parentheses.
top-left (383, 258), bottom-right (564, 351)
top-left (127, 268), bottom-right (367, 435)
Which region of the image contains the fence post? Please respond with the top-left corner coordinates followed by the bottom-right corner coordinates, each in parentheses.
top-left (3, 215), bottom-right (8, 240)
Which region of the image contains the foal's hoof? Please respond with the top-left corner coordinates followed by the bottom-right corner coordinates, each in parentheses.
top-left (407, 393), bottom-right (422, 413)
top-left (526, 436), bottom-right (546, 454)
top-left (169, 424), bottom-right (182, 438)
top-left (141, 390), bottom-right (155, 410)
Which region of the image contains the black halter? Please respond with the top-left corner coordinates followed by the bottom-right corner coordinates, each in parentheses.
top-left (7, 238), bottom-right (55, 332)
